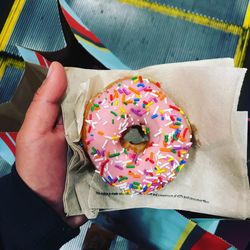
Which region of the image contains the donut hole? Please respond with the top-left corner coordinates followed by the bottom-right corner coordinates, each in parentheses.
top-left (120, 125), bottom-right (149, 154)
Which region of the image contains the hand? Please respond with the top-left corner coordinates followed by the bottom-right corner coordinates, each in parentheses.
top-left (16, 62), bottom-right (87, 228)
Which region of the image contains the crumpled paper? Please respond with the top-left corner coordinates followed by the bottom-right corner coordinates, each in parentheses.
top-left (62, 58), bottom-right (250, 219)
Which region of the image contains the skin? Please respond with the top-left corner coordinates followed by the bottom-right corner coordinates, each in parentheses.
top-left (16, 62), bottom-right (87, 228)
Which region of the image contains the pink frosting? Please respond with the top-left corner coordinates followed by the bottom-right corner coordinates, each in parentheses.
top-left (83, 77), bottom-right (192, 194)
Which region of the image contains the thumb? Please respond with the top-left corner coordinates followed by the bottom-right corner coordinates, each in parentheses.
top-left (21, 62), bottom-right (67, 136)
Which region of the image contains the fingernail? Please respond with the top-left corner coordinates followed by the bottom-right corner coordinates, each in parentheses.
top-left (47, 63), bottom-right (54, 79)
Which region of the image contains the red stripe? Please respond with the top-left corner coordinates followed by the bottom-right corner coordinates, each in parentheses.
top-left (0, 133), bottom-right (16, 156)
top-left (8, 132), bottom-right (17, 142)
top-left (61, 7), bottom-right (101, 44)
top-left (191, 232), bottom-right (231, 250)
top-left (36, 52), bottom-right (46, 67)
top-left (45, 59), bottom-right (51, 66)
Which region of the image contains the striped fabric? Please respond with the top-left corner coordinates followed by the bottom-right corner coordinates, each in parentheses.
top-left (0, 156), bottom-right (11, 178)
top-left (16, 46), bottom-right (50, 68)
top-left (0, 132), bottom-right (16, 177)
top-left (0, 132), bottom-right (16, 163)
top-left (66, 0), bottom-right (250, 68)
top-left (4, 0), bottom-right (65, 56)
top-left (16, 0), bottom-right (129, 70)
top-left (0, 0), bottom-right (25, 88)
top-left (118, 0), bottom-right (249, 68)
top-left (145, 0), bottom-right (248, 25)
top-left (179, 223), bottom-right (231, 250)
top-left (0, 0), bottom-right (25, 54)
top-left (94, 209), bottom-right (233, 249)
top-left (59, 0), bottom-right (129, 70)
top-left (0, 64), bottom-right (24, 103)
top-left (60, 221), bottom-right (92, 250)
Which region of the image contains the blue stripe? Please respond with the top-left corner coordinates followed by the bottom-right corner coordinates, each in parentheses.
top-left (77, 39), bottom-right (130, 70)
top-left (17, 46), bottom-right (40, 65)
top-left (192, 218), bottom-right (220, 234)
top-left (0, 139), bottom-right (15, 165)
top-left (59, 0), bottom-right (88, 28)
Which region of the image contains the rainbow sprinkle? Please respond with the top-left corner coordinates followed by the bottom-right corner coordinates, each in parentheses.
top-left (83, 76), bottom-right (192, 195)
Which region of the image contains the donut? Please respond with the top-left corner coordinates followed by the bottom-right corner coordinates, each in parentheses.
top-left (82, 76), bottom-right (192, 194)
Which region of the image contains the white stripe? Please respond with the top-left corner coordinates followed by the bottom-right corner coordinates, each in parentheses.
top-left (6, 133), bottom-right (16, 146)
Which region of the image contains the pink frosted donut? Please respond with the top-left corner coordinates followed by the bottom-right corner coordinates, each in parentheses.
top-left (82, 76), bottom-right (192, 194)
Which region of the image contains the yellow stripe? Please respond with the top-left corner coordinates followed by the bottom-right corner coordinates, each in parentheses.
top-left (234, 30), bottom-right (249, 67)
top-left (74, 34), bottom-right (109, 52)
top-left (0, 0), bottom-right (26, 51)
top-left (234, 3), bottom-right (250, 67)
top-left (234, 35), bottom-right (245, 67)
top-left (119, 0), bottom-right (250, 68)
top-left (239, 29), bottom-right (250, 67)
top-left (0, 57), bottom-right (24, 79)
top-left (243, 2), bottom-right (250, 28)
top-left (174, 220), bottom-right (196, 250)
top-left (119, 0), bottom-right (243, 35)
